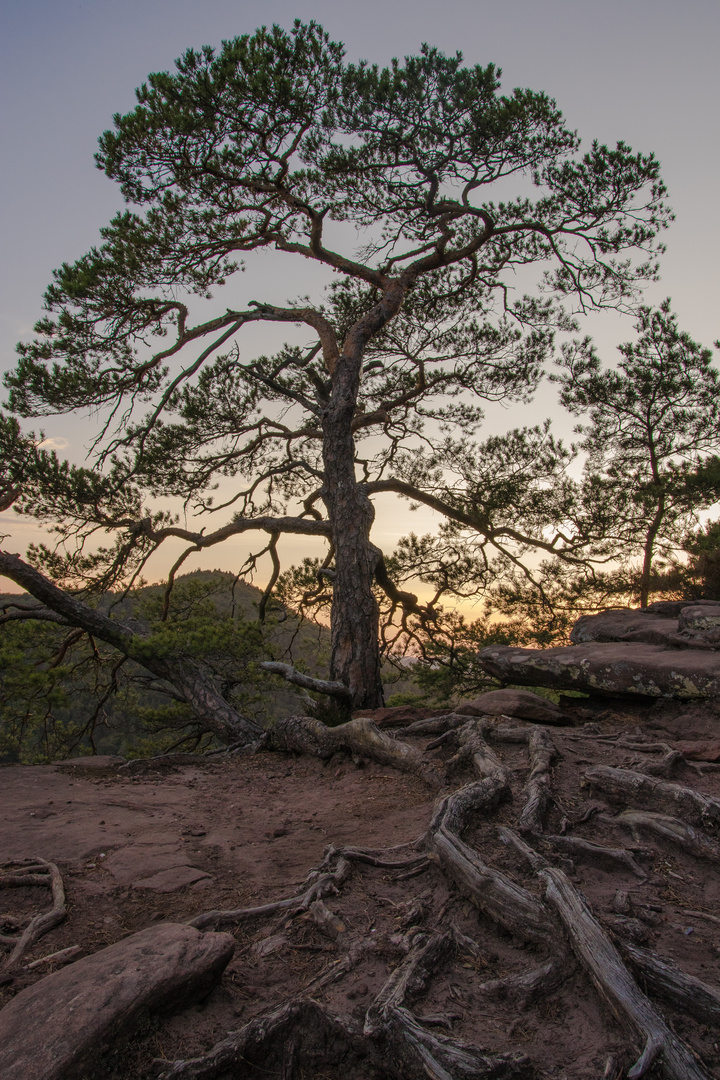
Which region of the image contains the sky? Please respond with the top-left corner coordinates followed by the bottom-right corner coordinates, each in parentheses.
top-left (1, 0), bottom-right (719, 596)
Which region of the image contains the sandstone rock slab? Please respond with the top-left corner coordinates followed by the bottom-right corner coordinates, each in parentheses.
top-left (478, 642), bottom-right (720, 701)
top-left (0, 923), bottom-right (235, 1080)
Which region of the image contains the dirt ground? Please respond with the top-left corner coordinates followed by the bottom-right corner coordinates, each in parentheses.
top-left (2, 697), bottom-right (720, 1079)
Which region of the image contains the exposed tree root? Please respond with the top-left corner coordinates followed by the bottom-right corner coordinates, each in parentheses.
top-left (21, 710), bottom-right (720, 1080)
top-left (394, 713), bottom-right (470, 738)
top-left (542, 866), bottom-right (712, 1080)
top-left (477, 959), bottom-right (567, 1005)
top-left (682, 908), bottom-right (720, 927)
top-left (501, 829), bottom-right (712, 1080)
top-left (607, 809), bottom-right (720, 863)
top-left (161, 930), bottom-right (529, 1080)
top-left (264, 715), bottom-right (444, 788)
top-left (26, 944), bottom-right (82, 970)
top-left (445, 721), bottom-right (514, 785)
top-left (518, 727), bottom-right (557, 834)
top-left (620, 941), bottom-right (720, 1025)
top-left (541, 834), bottom-right (647, 878)
top-left (157, 998), bottom-right (380, 1080)
top-left (189, 855), bottom-right (351, 932)
top-left (0, 859), bottom-right (66, 973)
top-left (584, 765), bottom-right (720, 831)
top-left (427, 784), bottom-right (558, 947)
top-left (636, 750), bottom-right (687, 778)
top-left (362, 929), bottom-right (529, 1079)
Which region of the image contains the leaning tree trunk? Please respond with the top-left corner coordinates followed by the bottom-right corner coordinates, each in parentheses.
top-left (321, 356), bottom-right (384, 711)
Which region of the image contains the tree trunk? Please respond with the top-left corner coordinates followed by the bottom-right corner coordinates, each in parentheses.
top-left (321, 360), bottom-right (384, 711)
top-left (639, 492), bottom-right (665, 608)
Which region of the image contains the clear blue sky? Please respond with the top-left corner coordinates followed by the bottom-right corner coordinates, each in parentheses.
top-left (1, 0), bottom-right (719, 589)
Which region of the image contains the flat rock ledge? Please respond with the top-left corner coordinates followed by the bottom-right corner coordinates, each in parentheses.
top-left (0, 922), bottom-right (235, 1080)
top-left (478, 641), bottom-right (720, 700)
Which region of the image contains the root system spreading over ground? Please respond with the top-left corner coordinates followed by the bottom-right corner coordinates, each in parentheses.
top-left (3, 697), bottom-right (720, 1079)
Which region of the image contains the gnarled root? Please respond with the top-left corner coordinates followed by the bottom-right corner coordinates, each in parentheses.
top-left (159, 941), bottom-right (528, 1080)
top-left (478, 959), bottom-right (568, 1006)
top-left (189, 856), bottom-right (351, 931)
top-left (608, 809), bottom-right (720, 862)
top-left (541, 867), bottom-right (712, 1080)
top-left (265, 715), bottom-right (444, 788)
top-left (518, 727), bottom-right (557, 834)
top-left (427, 783), bottom-right (558, 948)
top-left (620, 940), bottom-right (720, 1025)
top-left (445, 721), bottom-right (514, 784)
top-left (0, 859), bottom-right (66, 973)
top-left (394, 713), bottom-right (470, 738)
top-left (365, 931), bottom-right (529, 1080)
top-left (501, 829), bottom-right (712, 1080)
top-left (584, 765), bottom-right (720, 832)
top-left (542, 834), bottom-right (647, 878)
top-left (157, 998), bottom-right (379, 1080)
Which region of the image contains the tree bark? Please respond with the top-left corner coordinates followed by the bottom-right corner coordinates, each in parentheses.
top-left (321, 364), bottom-right (383, 709)
top-left (319, 283), bottom-right (409, 709)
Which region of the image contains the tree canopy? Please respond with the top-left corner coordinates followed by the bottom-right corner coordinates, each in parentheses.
top-left (556, 302), bottom-right (720, 606)
top-left (1, 20), bottom-right (674, 725)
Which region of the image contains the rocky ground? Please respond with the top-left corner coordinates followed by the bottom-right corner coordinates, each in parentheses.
top-left (2, 691), bottom-right (720, 1079)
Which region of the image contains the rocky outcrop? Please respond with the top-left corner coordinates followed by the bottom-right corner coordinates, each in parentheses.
top-left (478, 641), bottom-right (720, 701)
top-left (0, 923), bottom-right (235, 1080)
top-left (571, 601), bottom-right (720, 649)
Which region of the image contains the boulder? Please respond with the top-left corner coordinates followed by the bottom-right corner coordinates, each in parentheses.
top-left (0, 923), bottom-right (235, 1080)
top-left (648, 599), bottom-right (720, 617)
top-left (478, 642), bottom-right (720, 701)
top-left (454, 688), bottom-right (567, 725)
